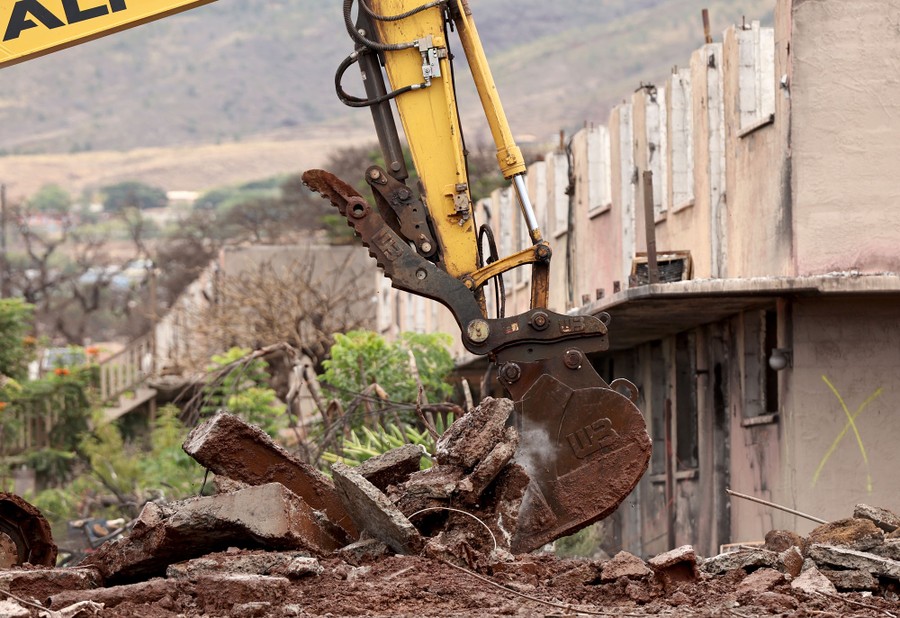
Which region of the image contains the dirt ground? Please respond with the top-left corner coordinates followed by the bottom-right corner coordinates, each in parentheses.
top-left (5, 549), bottom-right (899, 618)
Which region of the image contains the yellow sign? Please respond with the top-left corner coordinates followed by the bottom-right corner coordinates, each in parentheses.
top-left (1, 0), bottom-right (217, 68)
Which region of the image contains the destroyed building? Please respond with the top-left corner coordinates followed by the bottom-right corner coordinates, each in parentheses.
top-left (385, 0), bottom-right (900, 558)
top-left (8, 0), bottom-right (897, 564)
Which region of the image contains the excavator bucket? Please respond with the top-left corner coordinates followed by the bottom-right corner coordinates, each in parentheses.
top-left (497, 350), bottom-right (652, 553)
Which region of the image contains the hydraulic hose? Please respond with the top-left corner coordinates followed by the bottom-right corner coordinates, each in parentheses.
top-left (343, 0), bottom-right (417, 52)
top-left (360, 0), bottom-right (447, 22)
top-left (334, 51), bottom-right (424, 108)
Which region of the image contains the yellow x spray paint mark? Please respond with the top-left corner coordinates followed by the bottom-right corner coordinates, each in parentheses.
top-left (812, 376), bottom-right (882, 493)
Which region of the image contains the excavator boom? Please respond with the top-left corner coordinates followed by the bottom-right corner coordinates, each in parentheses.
top-left (0, 0), bottom-right (651, 555)
top-left (304, 0), bottom-right (651, 552)
top-left (0, 0), bottom-right (217, 69)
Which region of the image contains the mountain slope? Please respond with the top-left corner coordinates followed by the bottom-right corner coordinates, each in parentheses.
top-left (0, 0), bottom-right (772, 154)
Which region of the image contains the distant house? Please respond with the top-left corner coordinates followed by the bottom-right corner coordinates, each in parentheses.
top-left (385, 0), bottom-right (900, 557)
top-left (154, 243), bottom-right (378, 373)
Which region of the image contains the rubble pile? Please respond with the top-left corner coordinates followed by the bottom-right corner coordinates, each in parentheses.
top-left (1, 400), bottom-right (899, 616)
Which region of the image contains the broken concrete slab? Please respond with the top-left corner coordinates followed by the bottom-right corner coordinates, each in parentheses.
top-left (0, 567), bottom-right (100, 600)
top-left (335, 538), bottom-right (391, 566)
top-left (331, 462), bottom-right (424, 555)
top-left (356, 444), bottom-right (423, 492)
top-left (47, 577), bottom-right (174, 610)
top-left (854, 504), bottom-right (900, 533)
top-left (871, 538), bottom-right (900, 562)
top-left (457, 426), bottom-right (519, 505)
top-left (820, 567), bottom-right (879, 591)
top-left (736, 568), bottom-right (784, 595)
top-left (435, 397), bottom-right (513, 469)
top-left (701, 548), bottom-right (780, 575)
top-left (83, 483), bottom-right (344, 584)
top-left (806, 517), bottom-right (884, 552)
top-left (193, 574), bottom-right (291, 612)
top-left (393, 465), bottom-right (466, 518)
top-left (649, 545), bottom-right (698, 570)
top-left (790, 566), bottom-right (838, 596)
top-left (183, 411), bottom-right (356, 540)
top-left (0, 599), bottom-right (30, 618)
top-left (166, 549), bottom-right (322, 579)
top-left (649, 545), bottom-right (699, 589)
top-left (808, 543), bottom-right (900, 580)
top-left (601, 550), bottom-right (652, 581)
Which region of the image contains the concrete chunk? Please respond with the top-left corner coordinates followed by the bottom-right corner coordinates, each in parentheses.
top-left (0, 600), bottom-right (30, 618)
top-left (736, 568), bottom-right (784, 595)
top-left (649, 544), bottom-right (697, 570)
top-left (83, 483), bottom-right (343, 584)
top-left (806, 517), bottom-right (884, 552)
top-left (183, 411), bottom-right (356, 539)
top-left (458, 426), bottom-right (519, 504)
top-left (194, 574), bottom-right (290, 612)
top-left (790, 566), bottom-right (838, 596)
top-left (854, 504), bottom-right (900, 533)
top-left (0, 567), bottom-right (101, 600)
top-left (435, 397), bottom-right (513, 469)
top-left (601, 550), bottom-right (652, 581)
top-left (872, 538), bottom-right (900, 562)
top-left (332, 462), bottom-right (424, 555)
top-left (356, 444), bottom-right (423, 492)
top-left (808, 543), bottom-right (900, 580)
top-left (47, 578), bottom-right (174, 611)
top-left (166, 549), bottom-right (322, 579)
top-left (702, 548), bottom-right (780, 574)
top-left (820, 567), bottom-right (879, 591)
top-left (649, 545), bottom-right (699, 589)
top-left (334, 538), bottom-right (391, 566)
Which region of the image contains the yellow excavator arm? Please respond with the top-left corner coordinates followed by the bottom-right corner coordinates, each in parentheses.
top-left (304, 0), bottom-right (651, 552)
top-left (0, 0), bottom-right (216, 68)
top-left (0, 0), bottom-right (651, 554)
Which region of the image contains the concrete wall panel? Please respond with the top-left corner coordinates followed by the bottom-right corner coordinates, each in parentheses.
top-left (791, 0), bottom-right (900, 274)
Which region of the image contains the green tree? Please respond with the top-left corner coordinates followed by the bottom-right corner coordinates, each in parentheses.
top-left (33, 405), bottom-right (203, 523)
top-left (102, 181), bottom-right (168, 212)
top-left (321, 330), bottom-right (454, 412)
top-left (199, 347), bottom-right (286, 436)
top-left (28, 184), bottom-right (72, 216)
top-left (0, 298), bottom-right (34, 380)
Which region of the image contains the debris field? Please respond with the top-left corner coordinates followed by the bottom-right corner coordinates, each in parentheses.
top-left (1, 398), bottom-right (900, 616)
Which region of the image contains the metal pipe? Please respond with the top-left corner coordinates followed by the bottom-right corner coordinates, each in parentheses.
top-left (726, 488), bottom-right (828, 524)
top-left (642, 171), bottom-right (660, 284)
top-left (513, 174), bottom-right (542, 244)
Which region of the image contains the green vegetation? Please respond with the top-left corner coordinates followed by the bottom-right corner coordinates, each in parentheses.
top-left (28, 184), bottom-right (72, 215)
top-left (321, 330), bottom-right (455, 415)
top-left (0, 298), bottom-right (34, 380)
top-left (201, 347), bottom-right (286, 437)
top-left (320, 412), bottom-right (454, 469)
top-left (102, 181), bottom-right (168, 212)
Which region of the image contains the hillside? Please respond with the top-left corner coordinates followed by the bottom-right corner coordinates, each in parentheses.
top-left (0, 0), bottom-right (772, 197)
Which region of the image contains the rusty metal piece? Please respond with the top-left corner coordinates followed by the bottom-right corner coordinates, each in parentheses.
top-left (563, 348), bottom-right (583, 369)
top-left (496, 350), bottom-right (651, 554)
top-left (365, 164), bottom-right (438, 258)
top-left (303, 169), bottom-right (612, 357)
top-left (0, 492), bottom-right (58, 567)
